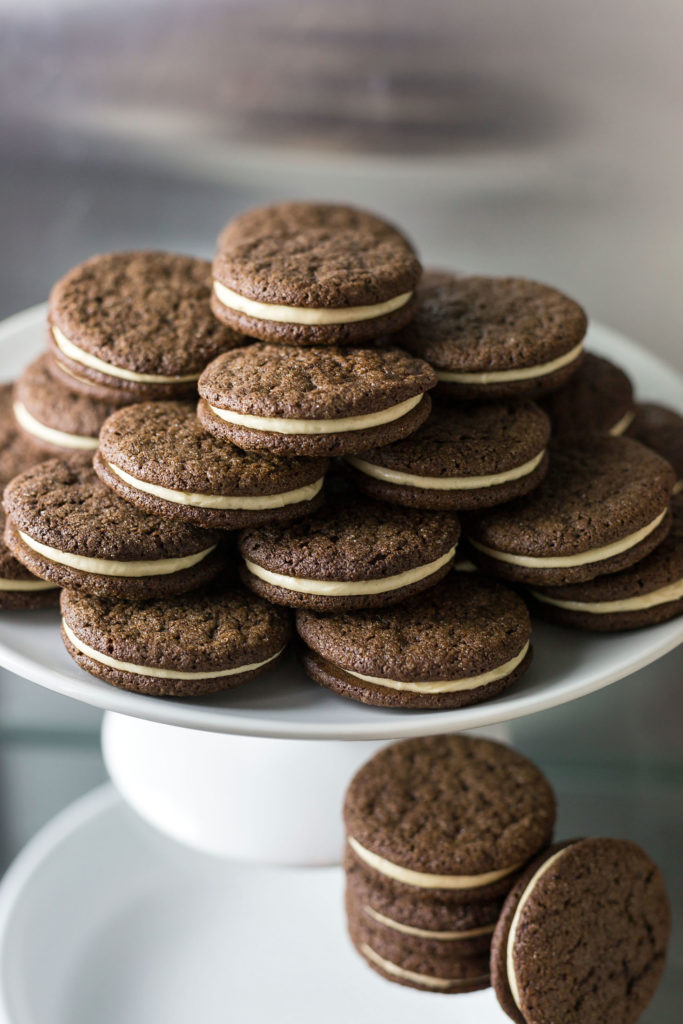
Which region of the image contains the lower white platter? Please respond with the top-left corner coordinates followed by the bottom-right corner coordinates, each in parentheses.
top-left (0, 786), bottom-right (506, 1024)
top-left (0, 306), bottom-right (682, 739)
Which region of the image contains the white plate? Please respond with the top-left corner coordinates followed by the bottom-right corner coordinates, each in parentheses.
top-left (0, 786), bottom-right (506, 1024)
top-left (0, 306), bottom-right (681, 739)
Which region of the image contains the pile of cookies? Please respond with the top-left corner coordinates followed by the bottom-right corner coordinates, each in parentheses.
top-left (343, 735), bottom-right (671, 1022)
top-left (1, 201), bottom-right (682, 705)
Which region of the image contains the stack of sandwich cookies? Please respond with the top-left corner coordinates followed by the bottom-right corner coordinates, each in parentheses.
top-left (465, 436), bottom-right (675, 586)
top-left (296, 575), bottom-right (531, 708)
top-left (491, 838), bottom-right (670, 1023)
top-left (538, 352), bottom-right (634, 438)
top-left (60, 585), bottom-right (290, 697)
top-left (346, 399), bottom-right (550, 510)
top-left (197, 344), bottom-right (436, 457)
top-left (627, 403), bottom-right (683, 493)
top-left (3, 460), bottom-right (225, 599)
top-left (397, 272), bottom-right (587, 400)
top-left (13, 354), bottom-right (120, 460)
top-left (529, 492), bottom-right (683, 631)
top-left (344, 736), bottom-right (556, 992)
top-left (238, 498), bottom-right (460, 612)
top-left (47, 251), bottom-right (244, 403)
top-left (211, 202), bottom-right (421, 346)
top-left (95, 401), bottom-right (328, 529)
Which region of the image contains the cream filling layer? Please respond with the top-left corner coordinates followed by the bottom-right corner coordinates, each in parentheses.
top-left (360, 943), bottom-right (489, 990)
top-left (608, 409), bottom-right (635, 436)
top-left (436, 339), bottom-right (584, 385)
top-left (0, 577), bottom-right (58, 592)
top-left (208, 393), bottom-right (422, 436)
top-left (673, 479), bottom-right (683, 495)
top-left (63, 619), bottom-right (283, 680)
top-left (341, 641), bottom-right (529, 694)
top-left (244, 546), bottom-right (455, 597)
top-left (507, 848), bottom-right (570, 1011)
top-left (469, 508), bottom-right (667, 569)
top-left (348, 837), bottom-right (523, 891)
top-left (212, 280), bottom-right (412, 326)
top-left (363, 905), bottom-right (495, 941)
top-left (347, 449), bottom-right (545, 491)
top-left (532, 576), bottom-right (683, 614)
top-left (52, 326), bottom-right (200, 384)
top-left (108, 462), bottom-right (324, 511)
top-left (18, 531), bottom-right (215, 579)
top-left (13, 400), bottom-right (98, 451)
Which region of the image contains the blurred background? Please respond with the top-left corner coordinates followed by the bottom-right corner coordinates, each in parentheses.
top-left (0, 1), bottom-right (681, 1019)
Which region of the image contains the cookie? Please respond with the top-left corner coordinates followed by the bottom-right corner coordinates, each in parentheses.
top-left (95, 401), bottom-right (328, 529)
top-left (0, 383), bottom-right (43, 487)
top-left (197, 343), bottom-right (435, 457)
top-left (627, 402), bottom-right (683, 493)
top-left (346, 399), bottom-right (550, 511)
top-left (238, 497), bottom-right (459, 612)
top-left (60, 584), bottom-right (290, 697)
top-left (538, 352), bottom-right (634, 439)
top-left (465, 436), bottom-right (675, 586)
top-left (47, 251), bottom-right (244, 402)
top-left (0, 509), bottom-right (59, 610)
top-left (3, 459), bottom-right (225, 599)
top-left (528, 491), bottom-right (683, 630)
top-left (211, 202), bottom-right (421, 346)
top-left (344, 735), bottom-right (556, 902)
top-left (491, 838), bottom-right (670, 1024)
top-left (13, 354), bottom-right (120, 459)
top-left (397, 272), bottom-right (587, 400)
top-left (296, 574), bottom-right (531, 708)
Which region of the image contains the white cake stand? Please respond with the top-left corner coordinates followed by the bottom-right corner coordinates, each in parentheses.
top-left (0, 306), bottom-right (682, 864)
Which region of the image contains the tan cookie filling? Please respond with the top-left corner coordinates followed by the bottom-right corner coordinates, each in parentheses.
top-left (208, 393), bottom-right (423, 436)
top-left (18, 530), bottom-right (216, 578)
top-left (532, 576), bottom-right (683, 614)
top-left (506, 847), bottom-right (571, 1011)
top-left (244, 546), bottom-right (456, 597)
top-left (674, 479), bottom-right (683, 495)
top-left (347, 448), bottom-right (545, 491)
top-left (52, 326), bottom-right (200, 384)
top-left (360, 943), bottom-right (489, 990)
top-left (363, 905), bottom-right (495, 941)
top-left (13, 400), bottom-right (98, 451)
top-left (108, 462), bottom-right (325, 511)
top-left (63, 619), bottom-right (283, 681)
top-left (608, 409), bottom-right (635, 436)
top-left (436, 339), bottom-right (584, 385)
top-left (0, 576), bottom-right (58, 592)
top-left (212, 280), bottom-right (412, 326)
top-left (348, 837), bottom-right (524, 891)
top-left (469, 508), bottom-right (667, 569)
top-left (339, 640), bottom-right (529, 694)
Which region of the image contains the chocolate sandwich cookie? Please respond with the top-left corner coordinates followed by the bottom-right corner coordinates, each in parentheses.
top-left (95, 401), bottom-right (327, 529)
top-left (0, 384), bottom-right (42, 486)
top-left (347, 902), bottom-right (492, 993)
top-left (3, 459), bottom-right (224, 599)
top-left (466, 436), bottom-right (675, 586)
top-left (538, 352), bottom-right (634, 438)
top-left (47, 251), bottom-right (243, 402)
top-left (347, 400), bottom-right (550, 511)
top-left (0, 509), bottom-right (59, 610)
top-left (397, 272), bottom-right (587, 400)
top-left (13, 354), bottom-right (120, 459)
top-left (60, 584), bottom-right (290, 697)
top-left (238, 498), bottom-right (459, 612)
top-left (344, 735), bottom-right (556, 903)
top-left (296, 574), bottom-right (531, 708)
top-left (197, 344), bottom-right (435, 457)
top-left (627, 402), bottom-right (683, 493)
top-left (211, 202), bottom-right (421, 346)
top-left (491, 839), bottom-right (670, 1024)
top-left (529, 491), bottom-right (683, 631)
